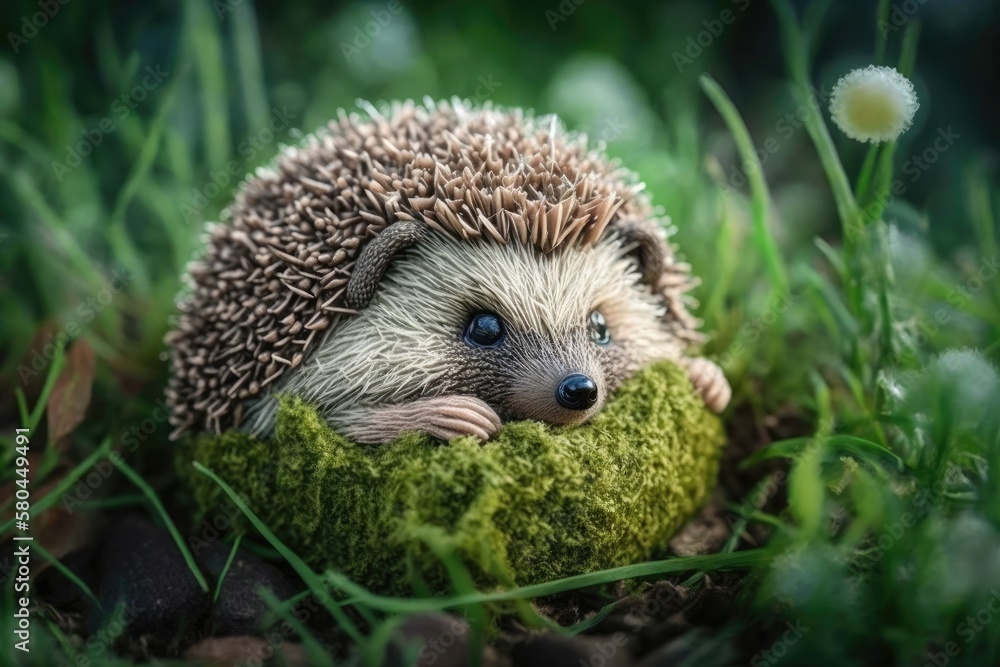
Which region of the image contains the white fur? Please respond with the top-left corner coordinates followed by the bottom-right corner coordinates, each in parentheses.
top-left (244, 232), bottom-right (683, 435)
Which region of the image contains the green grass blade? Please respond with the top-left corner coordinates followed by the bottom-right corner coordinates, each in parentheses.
top-left (814, 237), bottom-right (846, 279)
top-left (788, 433), bottom-right (827, 536)
top-left (699, 74), bottom-right (788, 296)
top-left (32, 541), bottom-right (103, 611)
top-left (801, 0), bottom-right (832, 62)
top-left (0, 120), bottom-right (56, 167)
top-left (741, 435), bottom-right (904, 472)
top-left (94, 14), bottom-right (124, 86)
top-left (771, 0), bottom-right (862, 243)
top-left (868, 20), bottom-right (921, 217)
top-left (564, 598), bottom-right (628, 636)
top-left (232, 2), bottom-right (270, 132)
top-left (321, 549), bottom-right (771, 615)
top-left (897, 19), bottom-right (921, 75)
top-left (803, 269), bottom-right (857, 341)
top-left (27, 341), bottom-right (66, 431)
top-left (702, 193), bottom-right (739, 329)
top-left (728, 507), bottom-right (788, 530)
top-left (874, 0), bottom-right (892, 63)
top-left (686, 474), bottom-right (795, 590)
top-left (213, 532), bottom-right (243, 603)
top-left (15, 389), bottom-right (30, 429)
top-left (185, 0), bottom-right (231, 173)
top-left (45, 620), bottom-right (77, 661)
top-left (259, 588), bottom-right (334, 666)
top-left (107, 68), bottom-right (185, 298)
top-left (113, 457), bottom-right (210, 593)
top-left (408, 527), bottom-right (492, 664)
top-left (854, 143), bottom-right (880, 202)
top-left (192, 461), bottom-right (365, 644)
top-left (10, 171), bottom-right (106, 299)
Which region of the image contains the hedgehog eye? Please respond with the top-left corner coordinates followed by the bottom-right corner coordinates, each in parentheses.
top-left (463, 312), bottom-right (505, 348)
top-left (588, 310), bottom-right (611, 346)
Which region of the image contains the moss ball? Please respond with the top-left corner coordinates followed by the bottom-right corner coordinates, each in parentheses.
top-left (179, 360), bottom-right (725, 593)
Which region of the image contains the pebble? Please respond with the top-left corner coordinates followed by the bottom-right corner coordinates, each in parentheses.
top-left (90, 514), bottom-right (208, 644)
top-left (197, 541), bottom-right (298, 637)
top-left (510, 633), bottom-right (633, 667)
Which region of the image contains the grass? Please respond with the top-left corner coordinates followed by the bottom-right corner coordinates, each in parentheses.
top-left (112, 457), bottom-right (210, 593)
top-left (1, 0), bottom-right (998, 665)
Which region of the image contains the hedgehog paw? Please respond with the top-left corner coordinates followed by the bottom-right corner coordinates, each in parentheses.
top-left (413, 395), bottom-right (502, 443)
top-left (339, 395), bottom-right (501, 445)
top-left (683, 358), bottom-right (731, 413)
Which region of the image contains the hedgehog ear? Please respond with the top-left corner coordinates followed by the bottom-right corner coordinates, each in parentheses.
top-left (345, 221), bottom-right (430, 309)
top-left (616, 218), bottom-right (668, 288)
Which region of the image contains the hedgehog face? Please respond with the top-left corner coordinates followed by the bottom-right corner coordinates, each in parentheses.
top-left (459, 308), bottom-right (609, 422)
top-left (455, 308), bottom-right (611, 426)
top-left (263, 231), bottom-right (683, 435)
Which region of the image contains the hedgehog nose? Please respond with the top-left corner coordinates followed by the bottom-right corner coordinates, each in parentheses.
top-left (556, 374), bottom-right (599, 410)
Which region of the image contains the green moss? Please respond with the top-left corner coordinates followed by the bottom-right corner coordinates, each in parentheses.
top-left (178, 360), bottom-right (725, 593)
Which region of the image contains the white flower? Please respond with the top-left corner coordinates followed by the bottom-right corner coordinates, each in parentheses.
top-left (829, 66), bottom-right (919, 143)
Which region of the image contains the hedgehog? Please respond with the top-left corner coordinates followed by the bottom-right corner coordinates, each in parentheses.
top-left (165, 99), bottom-right (730, 444)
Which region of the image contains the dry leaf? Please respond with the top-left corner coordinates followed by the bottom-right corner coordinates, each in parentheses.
top-left (47, 340), bottom-right (96, 447)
